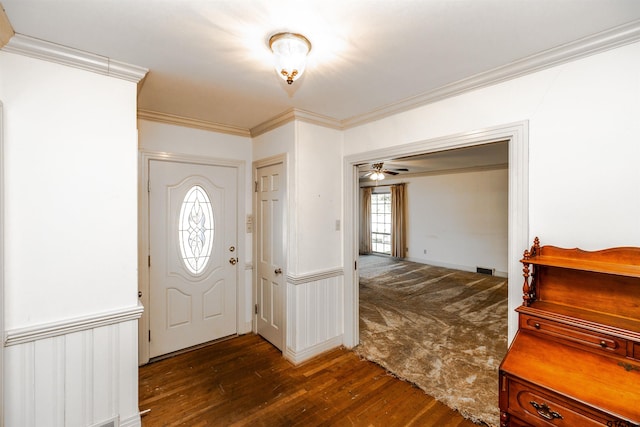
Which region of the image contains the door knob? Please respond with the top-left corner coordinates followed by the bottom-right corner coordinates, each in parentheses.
top-left (274, 267), bottom-right (282, 275)
top-left (229, 257), bottom-right (238, 265)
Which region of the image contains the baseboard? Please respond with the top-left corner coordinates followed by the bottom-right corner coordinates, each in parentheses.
top-left (405, 257), bottom-right (508, 278)
top-left (284, 335), bottom-right (343, 365)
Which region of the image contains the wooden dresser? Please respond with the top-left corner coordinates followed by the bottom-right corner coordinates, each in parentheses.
top-left (499, 237), bottom-right (640, 427)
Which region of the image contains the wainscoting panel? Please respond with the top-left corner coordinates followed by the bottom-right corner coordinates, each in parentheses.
top-left (4, 307), bottom-right (142, 427)
top-left (285, 270), bottom-right (344, 364)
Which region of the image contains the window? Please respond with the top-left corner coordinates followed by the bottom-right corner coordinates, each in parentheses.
top-left (371, 192), bottom-right (391, 254)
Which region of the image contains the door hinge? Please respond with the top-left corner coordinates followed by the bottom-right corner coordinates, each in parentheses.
top-left (254, 303), bottom-right (258, 314)
top-left (148, 255), bottom-right (151, 267)
top-left (355, 260), bottom-right (357, 270)
top-left (148, 330), bottom-right (151, 342)
top-left (147, 180), bottom-right (150, 193)
top-left (254, 181), bottom-right (258, 192)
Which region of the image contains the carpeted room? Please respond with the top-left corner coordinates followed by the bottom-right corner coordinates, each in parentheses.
top-left (356, 148), bottom-right (509, 427)
top-left (356, 255), bottom-right (507, 427)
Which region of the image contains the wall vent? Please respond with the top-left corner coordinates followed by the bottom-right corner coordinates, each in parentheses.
top-left (476, 267), bottom-right (495, 276)
top-left (89, 417), bottom-right (118, 427)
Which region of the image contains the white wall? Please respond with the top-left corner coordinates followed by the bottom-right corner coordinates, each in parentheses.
top-left (1, 51), bottom-right (141, 425)
top-left (252, 121), bottom-right (345, 362)
top-left (294, 122), bottom-right (343, 274)
top-left (345, 41), bottom-right (640, 345)
top-left (252, 120), bottom-right (344, 275)
top-left (345, 41), bottom-right (640, 250)
top-left (374, 168), bottom-right (509, 275)
top-left (1, 51), bottom-right (138, 329)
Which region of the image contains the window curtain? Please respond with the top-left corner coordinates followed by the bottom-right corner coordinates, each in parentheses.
top-left (360, 187), bottom-right (372, 254)
top-left (391, 183), bottom-right (406, 258)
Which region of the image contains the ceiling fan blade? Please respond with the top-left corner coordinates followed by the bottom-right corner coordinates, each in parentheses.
top-left (388, 168), bottom-right (409, 172)
top-left (384, 170), bottom-right (399, 175)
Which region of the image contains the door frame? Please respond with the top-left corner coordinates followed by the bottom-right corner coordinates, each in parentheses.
top-left (138, 151), bottom-right (246, 365)
top-left (0, 101), bottom-right (5, 427)
top-left (252, 154), bottom-right (288, 353)
top-left (343, 121), bottom-right (529, 348)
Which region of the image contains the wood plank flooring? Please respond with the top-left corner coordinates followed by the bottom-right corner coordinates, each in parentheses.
top-left (139, 334), bottom-right (479, 426)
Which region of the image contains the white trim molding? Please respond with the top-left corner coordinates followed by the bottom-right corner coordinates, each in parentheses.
top-left (5, 304), bottom-right (144, 347)
top-left (251, 108), bottom-right (342, 137)
top-left (284, 335), bottom-right (343, 365)
top-left (343, 121), bottom-right (529, 348)
top-left (2, 33), bottom-right (148, 83)
top-left (5, 317), bottom-right (141, 427)
top-left (138, 151), bottom-right (247, 365)
top-left (137, 109), bottom-right (251, 137)
top-left (341, 19), bottom-right (640, 128)
top-left (285, 273), bottom-right (344, 365)
top-left (286, 267), bottom-right (344, 286)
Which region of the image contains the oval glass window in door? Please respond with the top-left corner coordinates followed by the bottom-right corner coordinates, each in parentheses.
top-left (178, 185), bottom-right (214, 275)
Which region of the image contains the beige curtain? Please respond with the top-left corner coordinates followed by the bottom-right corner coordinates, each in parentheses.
top-left (360, 187), bottom-right (372, 254)
top-left (391, 183), bottom-right (406, 258)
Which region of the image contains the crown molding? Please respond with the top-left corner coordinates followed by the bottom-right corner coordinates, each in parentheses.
top-left (341, 19), bottom-right (640, 129)
top-left (137, 109), bottom-right (251, 137)
top-left (250, 108), bottom-right (342, 137)
top-left (1, 33), bottom-right (148, 83)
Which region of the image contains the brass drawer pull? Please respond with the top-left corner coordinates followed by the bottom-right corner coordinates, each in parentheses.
top-left (534, 322), bottom-right (541, 329)
top-left (600, 340), bottom-right (607, 348)
top-left (530, 401), bottom-right (563, 421)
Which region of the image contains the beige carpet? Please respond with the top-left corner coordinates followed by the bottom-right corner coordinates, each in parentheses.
top-left (354, 255), bottom-right (508, 427)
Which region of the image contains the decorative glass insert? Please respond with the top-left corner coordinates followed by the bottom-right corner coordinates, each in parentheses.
top-left (179, 185), bottom-right (214, 275)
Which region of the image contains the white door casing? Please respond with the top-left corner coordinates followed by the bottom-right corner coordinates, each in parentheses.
top-left (148, 159), bottom-right (238, 358)
top-left (342, 121), bottom-right (529, 348)
top-left (254, 158), bottom-right (285, 350)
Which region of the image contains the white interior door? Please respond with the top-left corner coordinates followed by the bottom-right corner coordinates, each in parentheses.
top-left (256, 162), bottom-right (285, 350)
top-left (149, 159), bottom-right (237, 358)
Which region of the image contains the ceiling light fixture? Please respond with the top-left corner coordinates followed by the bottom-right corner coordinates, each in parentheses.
top-left (269, 32), bottom-right (312, 85)
top-left (370, 163), bottom-right (385, 182)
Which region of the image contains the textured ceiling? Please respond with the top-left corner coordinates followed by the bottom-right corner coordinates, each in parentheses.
top-left (3, 0), bottom-right (640, 131)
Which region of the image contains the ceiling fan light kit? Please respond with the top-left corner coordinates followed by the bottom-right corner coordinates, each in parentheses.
top-left (269, 32), bottom-right (312, 85)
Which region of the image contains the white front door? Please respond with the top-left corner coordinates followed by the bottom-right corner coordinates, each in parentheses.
top-left (255, 161), bottom-right (285, 350)
top-left (149, 159), bottom-right (237, 358)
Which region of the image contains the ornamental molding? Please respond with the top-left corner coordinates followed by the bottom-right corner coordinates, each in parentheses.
top-left (5, 303), bottom-right (144, 346)
top-left (138, 109), bottom-right (251, 138)
top-left (2, 33), bottom-right (148, 83)
top-left (341, 19), bottom-right (640, 128)
top-left (286, 267), bottom-right (345, 286)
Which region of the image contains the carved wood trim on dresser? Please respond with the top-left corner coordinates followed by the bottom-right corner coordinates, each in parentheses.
top-left (499, 237), bottom-right (640, 427)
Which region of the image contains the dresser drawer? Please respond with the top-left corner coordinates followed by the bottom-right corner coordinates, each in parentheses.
top-left (520, 314), bottom-right (627, 357)
top-left (506, 378), bottom-right (630, 427)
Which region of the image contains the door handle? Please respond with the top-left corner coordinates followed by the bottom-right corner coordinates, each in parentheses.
top-left (274, 268), bottom-right (282, 275)
top-left (229, 257), bottom-right (238, 265)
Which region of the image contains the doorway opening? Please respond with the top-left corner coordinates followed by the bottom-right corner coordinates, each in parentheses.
top-left (343, 121), bottom-right (529, 349)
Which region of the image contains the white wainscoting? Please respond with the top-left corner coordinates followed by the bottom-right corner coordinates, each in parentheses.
top-left (285, 269), bottom-right (344, 364)
top-left (4, 305), bottom-right (143, 427)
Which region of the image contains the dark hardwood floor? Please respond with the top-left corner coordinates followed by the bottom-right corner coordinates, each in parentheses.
top-left (139, 334), bottom-right (480, 426)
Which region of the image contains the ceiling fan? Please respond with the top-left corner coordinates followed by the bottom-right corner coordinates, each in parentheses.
top-left (362, 162), bottom-right (409, 181)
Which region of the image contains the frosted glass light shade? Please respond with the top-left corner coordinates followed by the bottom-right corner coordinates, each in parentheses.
top-left (269, 32), bottom-right (311, 84)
